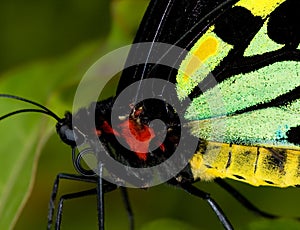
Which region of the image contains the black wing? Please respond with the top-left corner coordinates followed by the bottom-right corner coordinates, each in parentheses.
top-left (116, 0), bottom-right (237, 96)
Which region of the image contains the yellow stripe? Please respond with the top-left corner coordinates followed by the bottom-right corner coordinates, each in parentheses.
top-left (235, 0), bottom-right (285, 18)
top-left (190, 141), bottom-right (300, 187)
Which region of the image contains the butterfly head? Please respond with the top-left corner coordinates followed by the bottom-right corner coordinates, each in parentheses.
top-left (56, 111), bottom-right (85, 147)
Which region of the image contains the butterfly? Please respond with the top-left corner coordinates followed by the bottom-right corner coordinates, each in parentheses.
top-left (1, 0), bottom-right (300, 229)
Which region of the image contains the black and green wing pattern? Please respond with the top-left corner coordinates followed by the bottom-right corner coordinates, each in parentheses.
top-left (118, 0), bottom-right (300, 188)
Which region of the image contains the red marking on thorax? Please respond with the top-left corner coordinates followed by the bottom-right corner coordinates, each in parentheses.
top-left (96, 118), bottom-right (161, 161)
top-left (119, 119), bottom-right (155, 161)
top-left (98, 121), bottom-right (120, 136)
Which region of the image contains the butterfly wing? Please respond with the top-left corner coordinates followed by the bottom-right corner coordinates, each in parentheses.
top-left (181, 0), bottom-right (300, 148)
top-left (116, 0), bottom-right (238, 95)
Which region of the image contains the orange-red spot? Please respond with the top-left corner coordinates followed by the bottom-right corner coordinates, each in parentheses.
top-left (119, 119), bottom-right (155, 161)
top-left (95, 129), bottom-right (102, 136)
top-left (134, 108), bottom-right (142, 117)
top-left (159, 142), bottom-right (166, 152)
top-left (101, 121), bottom-right (120, 136)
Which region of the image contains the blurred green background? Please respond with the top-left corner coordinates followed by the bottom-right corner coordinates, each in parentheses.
top-left (0, 0), bottom-right (300, 229)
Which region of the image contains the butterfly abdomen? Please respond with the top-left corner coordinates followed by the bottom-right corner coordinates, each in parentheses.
top-left (190, 141), bottom-right (300, 187)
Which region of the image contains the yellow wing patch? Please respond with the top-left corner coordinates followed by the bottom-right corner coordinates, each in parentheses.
top-left (235, 0), bottom-right (285, 18)
top-left (181, 36), bottom-right (218, 83)
top-left (176, 27), bottom-right (232, 99)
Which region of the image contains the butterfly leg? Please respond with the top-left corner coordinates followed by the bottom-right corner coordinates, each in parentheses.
top-left (120, 187), bottom-right (134, 230)
top-left (47, 173), bottom-right (98, 230)
top-left (215, 178), bottom-right (278, 219)
top-left (169, 179), bottom-right (234, 230)
top-left (95, 162), bottom-right (134, 230)
top-left (96, 163), bottom-right (105, 230)
top-left (55, 188), bottom-right (97, 230)
top-left (97, 180), bottom-right (134, 230)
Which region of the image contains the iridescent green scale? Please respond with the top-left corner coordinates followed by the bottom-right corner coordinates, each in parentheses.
top-left (176, 0), bottom-right (300, 187)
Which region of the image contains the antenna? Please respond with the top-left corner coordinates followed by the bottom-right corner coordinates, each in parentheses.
top-left (0, 94), bottom-right (61, 122)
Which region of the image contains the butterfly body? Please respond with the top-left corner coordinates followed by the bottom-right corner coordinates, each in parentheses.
top-left (190, 141), bottom-right (300, 187)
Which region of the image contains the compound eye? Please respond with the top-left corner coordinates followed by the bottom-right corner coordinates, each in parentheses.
top-left (56, 111), bottom-right (86, 147)
top-left (56, 123), bottom-right (76, 147)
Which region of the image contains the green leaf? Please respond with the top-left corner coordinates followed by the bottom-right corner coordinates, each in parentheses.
top-left (246, 219), bottom-right (300, 230)
top-left (0, 0), bottom-right (111, 72)
top-left (140, 219), bottom-right (198, 230)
